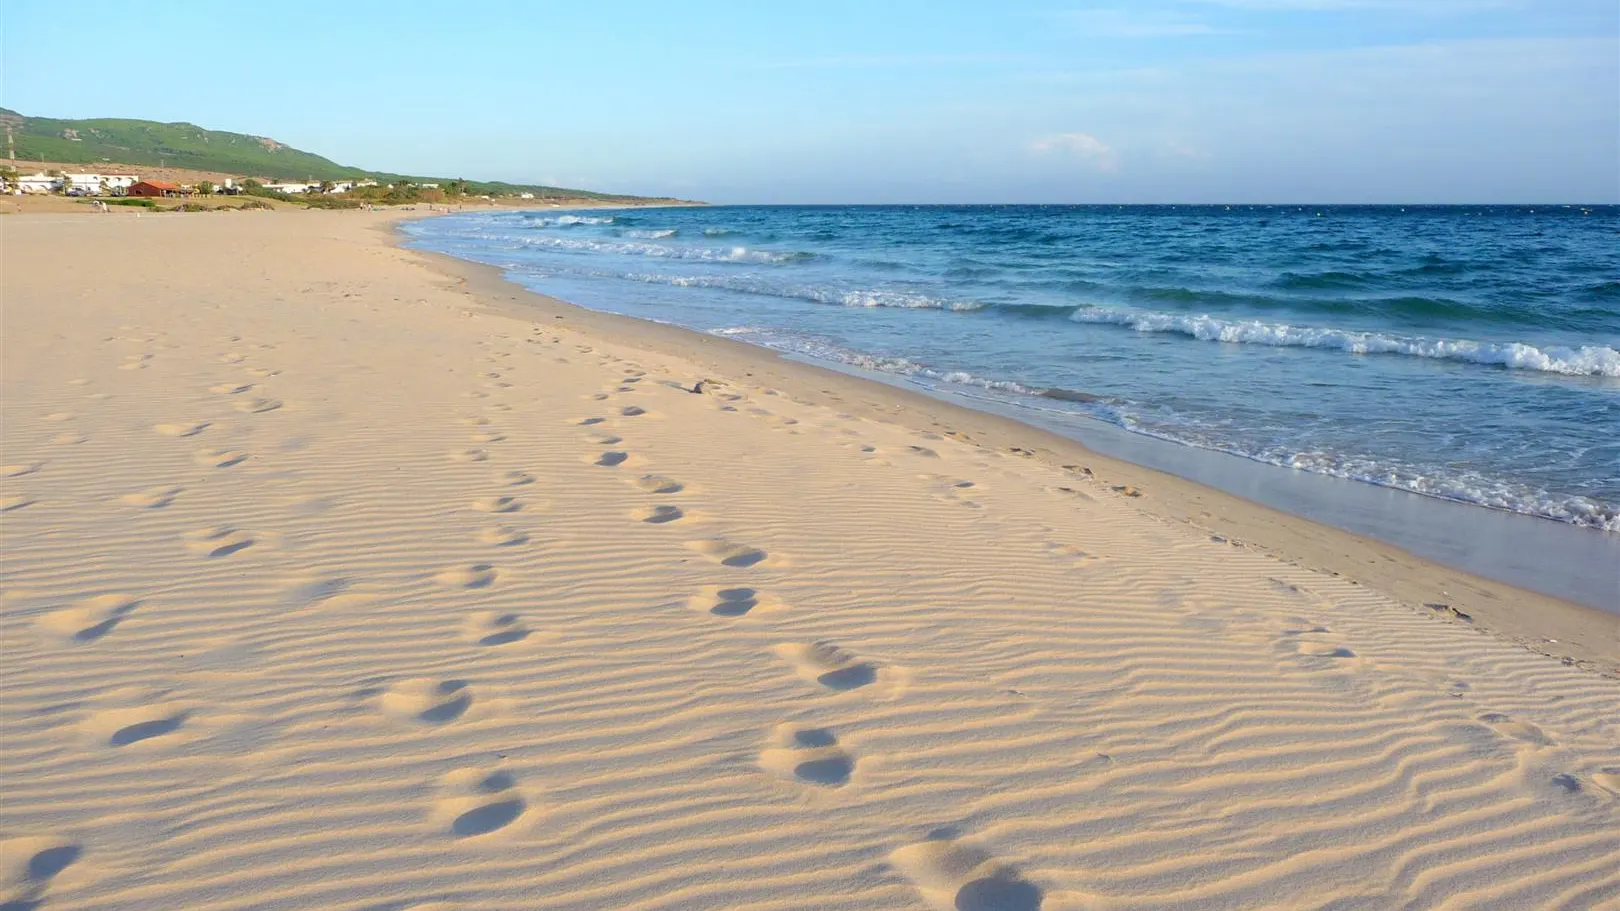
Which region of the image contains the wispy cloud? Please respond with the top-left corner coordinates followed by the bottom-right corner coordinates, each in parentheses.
top-left (1030, 132), bottom-right (1119, 170)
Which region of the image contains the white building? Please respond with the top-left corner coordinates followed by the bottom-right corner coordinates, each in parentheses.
top-left (262, 182), bottom-right (312, 194)
top-left (326, 181), bottom-right (355, 193)
top-left (17, 173), bottom-right (60, 194)
top-left (418, 182), bottom-right (439, 189)
top-left (102, 174), bottom-right (139, 192)
top-left (65, 173), bottom-right (104, 194)
top-left (518, 192), bottom-right (535, 199)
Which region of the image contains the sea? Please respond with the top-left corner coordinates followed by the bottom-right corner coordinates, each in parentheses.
top-left (402, 204), bottom-right (1620, 583)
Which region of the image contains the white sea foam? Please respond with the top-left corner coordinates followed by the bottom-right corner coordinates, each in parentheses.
top-left (1110, 417), bottom-right (1620, 531)
top-left (515, 235), bottom-right (808, 264)
top-left (624, 229), bottom-right (678, 239)
top-left (525, 214), bottom-right (615, 226)
top-left (615, 270), bottom-right (983, 311)
top-left (1070, 306), bottom-right (1620, 377)
top-left (712, 327), bottom-right (1032, 394)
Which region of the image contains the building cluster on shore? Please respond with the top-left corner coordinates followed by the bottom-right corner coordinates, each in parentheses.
top-left (1, 170), bottom-right (393, 198)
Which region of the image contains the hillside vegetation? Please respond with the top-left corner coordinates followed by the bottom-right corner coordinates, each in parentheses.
top-left (0, 108), bottom-right (680, 202)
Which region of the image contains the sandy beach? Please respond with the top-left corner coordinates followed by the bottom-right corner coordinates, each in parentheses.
top-left (3, 209), bottom-right (1617, 910)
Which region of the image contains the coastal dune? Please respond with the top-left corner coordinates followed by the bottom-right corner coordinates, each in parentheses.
top-left (2, 211), bottom-right (1617, 910)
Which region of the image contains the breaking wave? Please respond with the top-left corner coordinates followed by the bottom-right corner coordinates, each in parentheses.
top-left (510, 235), bottom-right (816, 264)
top-left (523, 214), bottom-right (615, 226)
top-left (1069, 306), bottom-right (1620, 377)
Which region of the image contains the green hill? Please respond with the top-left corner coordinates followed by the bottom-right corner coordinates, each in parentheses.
top-left (0, 109), bottom-right (676, 202)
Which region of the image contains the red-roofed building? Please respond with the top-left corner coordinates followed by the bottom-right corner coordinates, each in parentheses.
top-left (127, 180), bottom-right (180, 198)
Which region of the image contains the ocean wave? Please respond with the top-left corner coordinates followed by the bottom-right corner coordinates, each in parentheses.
top-left (1069, 306), bottom-right (1620, 377)
top-left (711, 326), bottom-right (1033, 393)
top-left (523, 214), bottom-right (615, 226)
top-left (1106, 413), bottom-right (1620, 531)
top-left (702, 227), bottom-right (734, 236)
top-left (513, 235), bottom-right (814, 264)
top-left (614, 270), bottom-right (985, 311)
top-left (623, 229), bottom-right (677, 239)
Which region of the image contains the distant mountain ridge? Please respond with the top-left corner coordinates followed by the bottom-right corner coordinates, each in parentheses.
top-left (0, 108), bottom-right (673, 201)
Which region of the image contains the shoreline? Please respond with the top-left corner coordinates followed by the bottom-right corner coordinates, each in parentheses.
top-left (395, 218), bottom-right (1618, 675)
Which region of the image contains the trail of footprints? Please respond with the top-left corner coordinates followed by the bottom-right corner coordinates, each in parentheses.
top-left (24, 333), bottom-right (1606, 904)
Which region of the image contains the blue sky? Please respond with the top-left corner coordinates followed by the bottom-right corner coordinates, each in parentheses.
top-left (4, 1), bottom-right (1616, 202)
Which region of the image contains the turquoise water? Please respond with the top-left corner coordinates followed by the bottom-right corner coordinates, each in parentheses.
top-left (403, 205), bottom-right (1620, 533)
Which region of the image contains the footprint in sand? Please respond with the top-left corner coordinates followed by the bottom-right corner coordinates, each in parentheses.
top-left (775, 642), bottom-right (886, 692)
top-left (380, 678), bottom-right (473, 724)
top-left (760, 723), bottom-right (856, 787)
top-left (434, 564), bottom-right (499, 589)
top-left (3, 462), bottom-right (43, 478)
top-left (52, 432), bottom-right (88, 445)
top-left (686, 538), bottom-right (768, 568)
top-left (576, 417), bottom-right (606, 426)
top-left (0, 836), bottom-right (82, 910)
top-left (586, 432), bottom-right (623, 446)
top-left (41, 412), bottom-right (76, 423)
top-left (120, 486), bottom-right (182, 509)
top-left (472, 496), bottom-right (522, 513)
top-left (464, 611), bottom-right (532, 646)
top-left (84, 703), bottom-right (192, 748)
top-left (450, 449), bottom-right (490, 463)
top-left (38, 594), bottom-right (141, 643)
top-left (1, 495), bottom-right (35, 512)
top-left (891, 833), bottom-right (1044, 911)
top-left (630, 475), bottom-right (684, 495)
top-left (154, 421), bottom-right (209, 437)
top-left (194, 448), bottom-right (249, 468)
top-left (184, 526), bottom-right (255, 558)
top-left (234, 397), bottom-right (282, 414)
top-left (635, 504), bottom-right (685, 524)
top-left (471, 431), bottom-right (505, 444)
top-left (432, 768), bottom-right (529, 837)
top-left (619, 405), bottom-right (648, 417)
top-left (477, 526), bottom-right (529, 546)
top-left (496, 470), bottom-right (535, 486)
top-left (688, 586), bottom-right (781, 617)
top-left (594, 451), bottom-right (629, 467)
top-left (210, 382), bottom-right (254, 395)
top-left (1478, 712), bottom-right (1555, 746)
